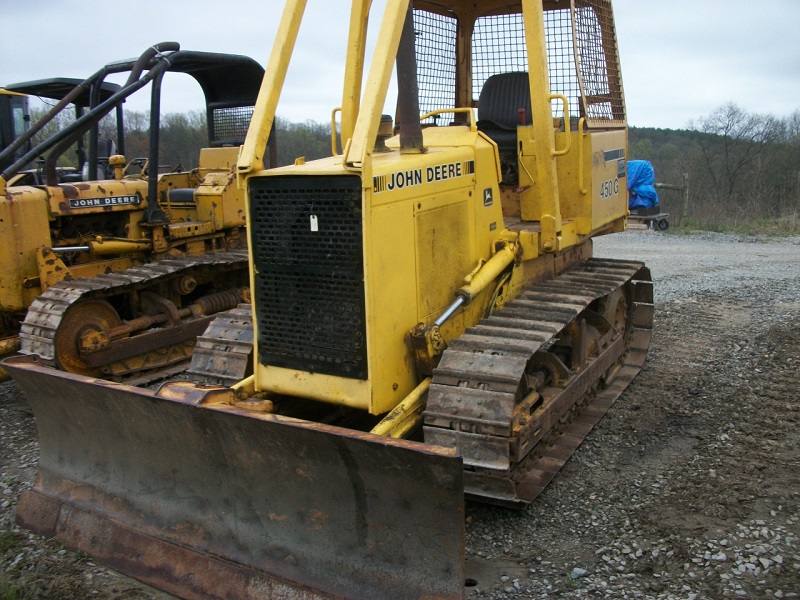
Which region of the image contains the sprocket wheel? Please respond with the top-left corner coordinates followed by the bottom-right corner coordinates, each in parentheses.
top-left (54, 299), bottom-right (122, 376)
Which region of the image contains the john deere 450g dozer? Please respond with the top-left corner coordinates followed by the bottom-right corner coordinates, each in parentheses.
top-left (5, 1), bottom-right (653, 598)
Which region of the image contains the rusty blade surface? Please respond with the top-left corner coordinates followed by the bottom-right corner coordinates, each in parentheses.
top-left (5, 355), bottom-right (465, 600)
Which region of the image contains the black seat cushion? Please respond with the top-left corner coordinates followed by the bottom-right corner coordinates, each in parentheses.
top-left (477, 72), bottom-right (531, 152)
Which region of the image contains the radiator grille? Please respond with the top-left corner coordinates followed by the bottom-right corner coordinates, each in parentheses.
top-left (249, 175), bottom-right (367, 379)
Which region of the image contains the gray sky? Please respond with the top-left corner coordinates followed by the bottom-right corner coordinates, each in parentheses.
top-left (2, 0), bottom-right (798, 130)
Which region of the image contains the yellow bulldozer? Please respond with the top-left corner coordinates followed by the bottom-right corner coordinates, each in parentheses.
top-left (0, 43), bottom-right (270, 383)
top-left (5, 1), bottom-right (653, 598)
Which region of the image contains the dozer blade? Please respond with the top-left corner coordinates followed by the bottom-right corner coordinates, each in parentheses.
top-left (4, 355), bottom-right (465, 600)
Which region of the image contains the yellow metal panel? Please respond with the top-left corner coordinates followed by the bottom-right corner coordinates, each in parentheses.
top-left (255, 364), bottom-right (373, 411)
top-left (198, 147), bottom-right (239, 172)
top-left (376, 130), bottom-right (502, 253)
top-left (370, 150), bottom-right (475, 207)
top-left (247, 140), bottom-right (507, 414)
top-left (65, 258), bottom-right (138, 281)
top-left (365, 201), bottom-right (419, 414)
top-left (157, 172), bottom-right (195, 192)
top-left (265, 154), bottom-right (344, 176)
top-left (0, 188), bottom-right (51, 312)
top-left (46, 181), bottom-right (148, 217)
top-left (589, 129), bottom-right (628, 230)
top-left (555, 128), bottom-right (593, 235)
top-left (194, 172), bottom-right (246, 230)
top-left (167, 221), bottom-right (216, 240)
top-left (554, 128), bottom-right (627, 236)
top-left (518, 230), bottom-right (540, 261)
top-left (365, 144), bottom-right (482, 414)
top-left (0, 88), bottom-right (27, 98)
top-left (415, 201), bottom-right (473, 320)
top-left (365, 144), bottom-right (506, 413)
top-left (558, 221), bottom-right (579, 250)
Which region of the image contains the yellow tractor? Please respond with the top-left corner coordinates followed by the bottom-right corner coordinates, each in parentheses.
top-left (6, 1), bottom-right (653, 598)
top-left (0, 43), bottom-right (269, 383)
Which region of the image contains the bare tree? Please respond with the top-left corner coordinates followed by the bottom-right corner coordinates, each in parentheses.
top-left (689, 102), bottom-right (782, 206)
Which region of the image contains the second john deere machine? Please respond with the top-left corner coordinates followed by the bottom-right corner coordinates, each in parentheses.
top-left (0, 44), bottom-right (267, 382)
top-left (6, 1), bottom-right (653, 598)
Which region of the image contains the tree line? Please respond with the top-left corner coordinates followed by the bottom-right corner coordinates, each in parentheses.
top-left (29, 102), bottom-right (800, 233)
top-left (630, 103), bottom-right (800, 233)
top-left (27, 107), bottom-right (332, 172)
top-left (109, 112), bottom-right (333, 169)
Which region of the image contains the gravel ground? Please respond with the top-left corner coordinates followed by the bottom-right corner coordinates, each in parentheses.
top-left (465, 231), bottom-right (800, 598)
top-left (1, 230), bottom-right (799, 599)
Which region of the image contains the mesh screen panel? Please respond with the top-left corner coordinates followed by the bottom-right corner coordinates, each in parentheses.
top-left (249, 176), bottom-right (368, 380)
top-left (472, 14), bottom-right (528, 103)
top-left (574, 0), bottom-right (625, 125)
top-left (413, 9), bottom-right (457, 122)
top-left (471, 4), bottom-right (625, 126)
top-left (544, 8), bottom-right (582, 119)
top-left (212, 105), bottom-right (254, 145)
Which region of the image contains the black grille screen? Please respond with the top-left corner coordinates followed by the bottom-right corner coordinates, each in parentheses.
top-left (249, 175), bottom-right (367, 379)
top-left (211, 106), bottom-right (254, 145)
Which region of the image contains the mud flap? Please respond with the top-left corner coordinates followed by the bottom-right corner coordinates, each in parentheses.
top-left (5, 355), bottom-right (465, 600)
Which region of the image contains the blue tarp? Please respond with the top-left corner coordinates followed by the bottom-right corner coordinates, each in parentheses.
top-left (627, 160), bottom-right (659, 210)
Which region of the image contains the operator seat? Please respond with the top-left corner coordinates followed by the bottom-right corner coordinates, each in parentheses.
top-left (477, 72), bottom-right (532, 153)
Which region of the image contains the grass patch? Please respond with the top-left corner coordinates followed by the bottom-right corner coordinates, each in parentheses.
top-left (0, 579), bottom-right (27, 600)
top-left (0, 531), bottom-right (19, 553)
top-left (0, 475), bottom-right (17, 487)
top-left (669, 216), bottom-right (800, 236)
top-left (0, 572), bottom-right (85, 600)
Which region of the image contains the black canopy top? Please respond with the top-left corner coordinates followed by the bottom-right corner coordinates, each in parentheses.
top-left (5, 78), bottom-right (121, 107)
